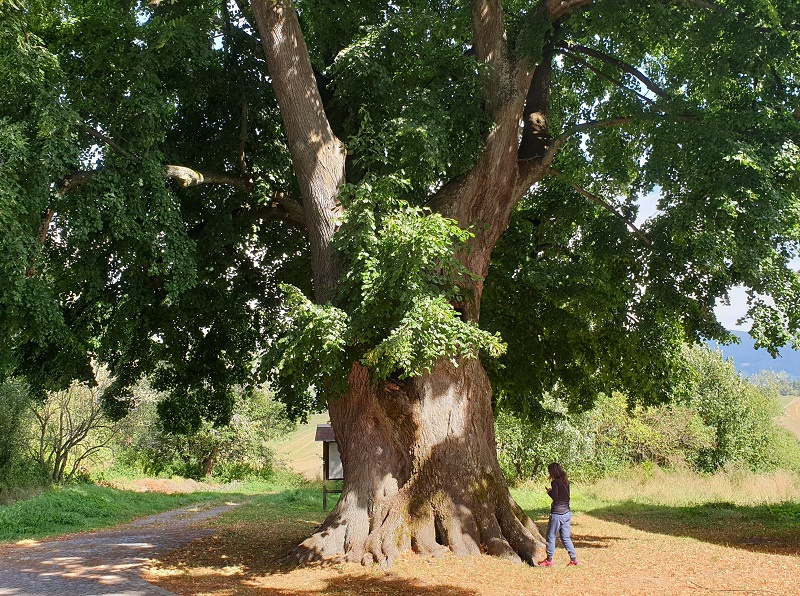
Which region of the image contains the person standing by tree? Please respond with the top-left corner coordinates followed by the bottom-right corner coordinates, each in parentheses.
top-left (540, 462), bottom-right (578, 567)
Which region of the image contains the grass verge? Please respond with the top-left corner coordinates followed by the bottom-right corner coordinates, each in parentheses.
top-left (0, 477), bottom-right (305, 542)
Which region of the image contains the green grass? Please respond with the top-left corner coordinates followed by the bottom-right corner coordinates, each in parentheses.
top-left (0, 480), bottom-right (275, 542)
top-left (217, 485), bottom-right (327, 525)
top-left (511, 467), bottom-right (800, 548)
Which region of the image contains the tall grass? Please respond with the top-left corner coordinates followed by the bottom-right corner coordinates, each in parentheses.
top-left (582, 466), bottom-right (800, 507)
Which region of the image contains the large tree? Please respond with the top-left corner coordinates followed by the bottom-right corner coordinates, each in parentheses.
top-left (3, 0), bottom-right (800, 566)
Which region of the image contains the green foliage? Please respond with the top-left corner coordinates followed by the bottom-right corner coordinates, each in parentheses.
top-left (268, 178), bottom-right (505, 409)
top-left (496, 345), bottom-right (800, 483)
top-left (580, 392), bottom-right (714, 475)
top-left (3, 0), bottom-right (800, 430)
top-left (335, 180), bottom-right (505, 374)
top-left (116, 383), bottom-right (294, 481)
top-left (679, 345), bottom-right (796, 472)
top-left (495, 406), bottom-right (592, 483)
top-left (1, 0), bottom-right (298, 419)
top-left (496, 391), bottom-right (714, 483)
top-left (483, 182), bottom-right (690, 414)
top-left (328, 7), bottom-right (490, 199)
top-left (0, 379), bottom-right (33, 483)
top-left (266, 286), bottom-right (351, 418)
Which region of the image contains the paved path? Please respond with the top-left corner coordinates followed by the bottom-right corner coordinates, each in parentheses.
top-left (0, 502), bottom-right (239, 595)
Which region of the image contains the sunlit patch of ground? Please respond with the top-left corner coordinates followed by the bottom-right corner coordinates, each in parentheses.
top-left (104, 477), bottom-right (219, 494)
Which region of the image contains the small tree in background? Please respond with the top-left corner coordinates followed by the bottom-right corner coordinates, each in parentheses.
top-left (116, 384), bottom-right (295, 481)
top-left (680, 345), bottom-right (787, 472)
top-left (28, 366), bottom-right (119, 482)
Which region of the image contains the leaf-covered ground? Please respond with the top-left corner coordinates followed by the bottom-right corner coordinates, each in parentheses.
top-left (142, 487), bottom-right (799, 595)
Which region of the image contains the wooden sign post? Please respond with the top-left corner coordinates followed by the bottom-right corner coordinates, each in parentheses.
top-left (314, 424), bottom-right (343, 510)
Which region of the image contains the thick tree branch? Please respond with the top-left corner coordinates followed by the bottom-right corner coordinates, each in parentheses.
top-left (472, 0), bottom-right (516, 118)
top-left (37, 210), bottom-right (55, 244)
top-left (68, 167), bottom-right (304, 228)
top-left (162, 165), bottom-right (254, 193)
top-left (239, 99), bottom-right (249, 176)
top-left (544, 0), bottom-right (592, 20)
top-left (549, 168), bottom-right (650, 244)
top-left (251, 0), bottom-right (345, 303)
top-left (518, 31), bottom-right (557, 160)
top-left (223, 0), bottom-right (250, 177)
top-left (558, 43), bottom-right (668, 99)
top-left (27, 166), bottom-right (299, 279)
top-left (79, 124), bottom-right (256, 191)
top-left (58, 166), bottom-right (257, 194)
top-left (79, 126), bottom-right (137, 160)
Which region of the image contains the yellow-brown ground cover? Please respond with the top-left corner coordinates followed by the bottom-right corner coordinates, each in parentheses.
top-left (142, 470), bottom-right (800, 595)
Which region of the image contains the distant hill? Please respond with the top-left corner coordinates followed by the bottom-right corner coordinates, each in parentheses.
top-left (709, 331), bottom-right (800, 379)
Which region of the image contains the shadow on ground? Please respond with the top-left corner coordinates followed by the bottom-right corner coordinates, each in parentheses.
top-left (524, 507), bottom-right (623, 552)
top-left (588, 500), bottom-right (800, 555)
top-left (244, 575), bottom-right (479, 595)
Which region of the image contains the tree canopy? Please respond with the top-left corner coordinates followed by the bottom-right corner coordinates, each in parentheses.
top-left (2, 0), bottom-right (800, 426)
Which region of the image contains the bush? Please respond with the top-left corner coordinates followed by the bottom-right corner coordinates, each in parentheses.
top-left (0, 378), bottom-right (30, 482)
top-left (680, 345), bottom-right (793, 472)
top-left (494, 345), bottom-right (800, 484)
top-left (115, 383), bottom-right (295, 480)
top-left (495, 408), bottom-right (592, 483)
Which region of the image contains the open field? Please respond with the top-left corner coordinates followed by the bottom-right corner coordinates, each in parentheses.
top-left (142, 470), bottom-right (800, 595)
top-left (780, 395), bottom-right (800, 441)
top-left (269, 413), bottom-right (329, 480)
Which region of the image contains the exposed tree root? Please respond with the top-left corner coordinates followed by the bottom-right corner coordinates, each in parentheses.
top-left (288, 480), bottom-right (545, 568)
top-left (285, 361), bottom-right (547, 569)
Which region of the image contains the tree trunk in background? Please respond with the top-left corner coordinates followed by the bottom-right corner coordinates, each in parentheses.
top-left (203, 445), bottom-right (219, 477)
top-left (293, 361), bottom-right (546, 566)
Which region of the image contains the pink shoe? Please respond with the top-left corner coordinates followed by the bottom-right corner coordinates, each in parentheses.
top-left (568, 559), bottom-right (579, 566)
top-left (539, 559), bottom-right (553, 567)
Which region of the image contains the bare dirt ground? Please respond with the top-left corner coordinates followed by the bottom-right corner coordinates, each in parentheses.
top-left (106, 477), bottom-right (220, 494)
top-left (142, 501), bottom-right (799, 596)
top-left (780, 395), bottom-right (800, 441)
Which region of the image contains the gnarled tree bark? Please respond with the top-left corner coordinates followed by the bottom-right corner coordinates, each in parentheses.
top-left (294, 360), bottom-right (545, 567)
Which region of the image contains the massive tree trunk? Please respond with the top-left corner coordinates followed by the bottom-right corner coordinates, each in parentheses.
top-left (251, 0), bottom-right (564, 566)
top-left (294, 360), bottom-right (546, 567)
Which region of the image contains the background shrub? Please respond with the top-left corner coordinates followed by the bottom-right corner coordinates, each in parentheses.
top-left (495, 345), bottom-right (800, 484)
